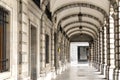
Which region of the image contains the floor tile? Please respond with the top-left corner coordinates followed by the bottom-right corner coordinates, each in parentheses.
top-left (52, 62), bottom-right (106, 80)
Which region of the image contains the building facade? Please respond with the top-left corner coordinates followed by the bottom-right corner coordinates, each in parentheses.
top-left (0, 0), bottom-right (70, 80)
top-left (0, 0), bottom-right (120, 80)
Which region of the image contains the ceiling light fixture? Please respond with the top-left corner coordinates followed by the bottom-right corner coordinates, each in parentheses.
top-left (78, 7), bottom-right (83, 22)
top-left (78, 7), bottom-right (83, 37)
top-left (78, 7), bottom-right (83, 32)
top-left (79, 26), bottom-right (83, 29)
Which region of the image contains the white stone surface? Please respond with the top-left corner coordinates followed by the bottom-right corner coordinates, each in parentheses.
top-left (70, 42), bottom-right (89, 65)
top-left (52, 62), bottom-right (106, 80)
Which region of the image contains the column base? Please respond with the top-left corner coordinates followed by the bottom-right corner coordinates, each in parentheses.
top-left (94, 61), bottom-right (98, 69)
top-left (40, 69), bottom-right (46, 77)
top-left (89, 61), bottom-right (93, 67)
top-left (98, 62), bottom-right (101, 71)
top-left (51, 67), bottom-right (55, 72)
top-left (95, 62), bottom-right (100, 71)
top-left (18, 76), bottom-right (30, 80)
top-left (103, 64), bottom-right (107, 79)
top-left (106, 65), bottom-right (110, 80)
top-left (113, 68), bottom-right (120, 80)
top-left (109, 66), bottom-right (115, 80)
top-left (100, 63), bottom-right (104, 75)
top-left (91, 61), bottom-right (94, 67)
top-left (103, 65), bottom-right (114, 80)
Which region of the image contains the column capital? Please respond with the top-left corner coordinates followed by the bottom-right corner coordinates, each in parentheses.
top-left (111, 12), bottom-right (118, 20)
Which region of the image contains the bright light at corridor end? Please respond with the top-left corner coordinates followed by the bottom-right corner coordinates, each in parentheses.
top-left (70, 42), bottom-right (89, 66)
top-left (70, 42), bottom-right (89, 46)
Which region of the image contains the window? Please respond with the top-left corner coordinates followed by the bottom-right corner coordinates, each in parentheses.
top-left (45, 34), bottom-right (49, 63)
top-left (0, 7), bottom-right (10, 72)
top-left (54, 33), bottom-right (57, 67)
top-left (45, 3), bottom-right (52, 20)
top-left (33, 0), bottom-right (40, 8)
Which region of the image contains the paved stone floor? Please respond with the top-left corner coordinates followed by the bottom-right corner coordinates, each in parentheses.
top-left (53, 62), bottom-right (106, 80)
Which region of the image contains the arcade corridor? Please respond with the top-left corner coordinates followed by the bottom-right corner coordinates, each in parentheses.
top-left (52, 62), bottom-right (105, 80)
top-left (0, 0), bottom-right (120, 80)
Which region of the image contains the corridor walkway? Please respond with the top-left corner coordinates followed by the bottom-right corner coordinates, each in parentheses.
top-left (53, 62), bottom-right (106, 80)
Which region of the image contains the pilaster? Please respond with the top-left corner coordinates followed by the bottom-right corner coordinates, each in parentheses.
top-left (18, 0), bottom-right (30, 79)
top-left (108, 6), bottom-right (115, 80)
top-left (104, 26), bottom-right (107, 78)
top-left (113, 2), bottom-right (120, 80)
top-left (100, 27), bottom-right (104, 75)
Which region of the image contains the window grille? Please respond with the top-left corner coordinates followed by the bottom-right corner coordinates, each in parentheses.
top-left (0, 7), bottom-right (9, 72)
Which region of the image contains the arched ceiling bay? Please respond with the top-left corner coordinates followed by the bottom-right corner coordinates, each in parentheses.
top-left (65, 26), bottom-right (98, 36)
top-left (67, 29), bottom-right (97, 38)
top-left (62, 17), bottom-right (100, 30)
top-left (69, 31), bottom-right (95, 39)
top-left (51, 0), bottom-right (110, 42)
top-left (70, 34), bottom-right (93, 42)
top-left (57, 7), bottom-right (103, 25)
top-left (64, 21), bottom-right (98, 30)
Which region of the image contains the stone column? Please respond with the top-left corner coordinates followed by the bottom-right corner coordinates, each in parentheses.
top-left (104, 26), bottom-right (107, 78)
top-left (54, 29), bottom-right (60, 74)
top-left (93, 42), bottom-right (96, 67)
top-left (92, 42), bottom-right (95, 67)
top-left (89, 42), bottom-right (94, 66)
top-left (90, 43), bottom-right (94, 66)
top-left (98, 31), bottom-right (101, 71)
top-left (51, 27), bottom-right (55, 72)
top-left (100, 27), bottom-right (104, 74)
top-left (108, 7), bottom-right (115, 80)
top-left (18, 0), bottom-right (30, 79)
top-left (93, 41), bottom-right (96, 67)
top-left (96, 34), bottom-right (99, 70)
top-left (94, 40), bottom-right (97, 68)
top-left (64, 37), bottom-right (67, 67)
top-left (56, 30), bottom-right (61, 74)
top-left (99, 30), bottom-right (102, 72)
top-left (64, 38), bottom-right (67, 67)
top-left (113, 4), bottom-right (120, 80)
top-left (40, 14), bottom-right (46, 76)
top-left (63, 35), bottom-right (67, 70)
top-left (60, 32), bottom-right (64, 71)
top-left (59, 31), bottom-right (64, 71)
top-left (106, 23), bottom-right (110, 80)
top-left (67, 39), bottom-right (70, 63)
top-left (96, 40), bottom-right (98, 69)
top-left (95, 35), bottom-right (99, 70)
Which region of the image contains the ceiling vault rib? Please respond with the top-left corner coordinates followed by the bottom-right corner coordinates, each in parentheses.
top-left (53, 3), bottom-right (108, 18)
top-left (51, 0), bottom-right (113, 42)
top-left (68, 31), bottom-right (95, 39)
top-left (66, 26), bottom-right (98, 36)
top-left (58, 13), bottom-right (102, 26)
top-left (63, 21), bottom-right (99, 30)
top-left (67, 29), bottom-right (97, 38)
top-left (70, 33), bottom-right (93, 42)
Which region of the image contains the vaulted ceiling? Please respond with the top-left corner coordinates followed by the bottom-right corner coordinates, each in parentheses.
top-left (50, 0), bottom-right (111, 42)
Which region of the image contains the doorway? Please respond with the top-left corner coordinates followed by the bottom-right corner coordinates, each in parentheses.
top-left (30, 25), bottom-right (37, 80)
top-left (77, 46), bottom-right (88, 62)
